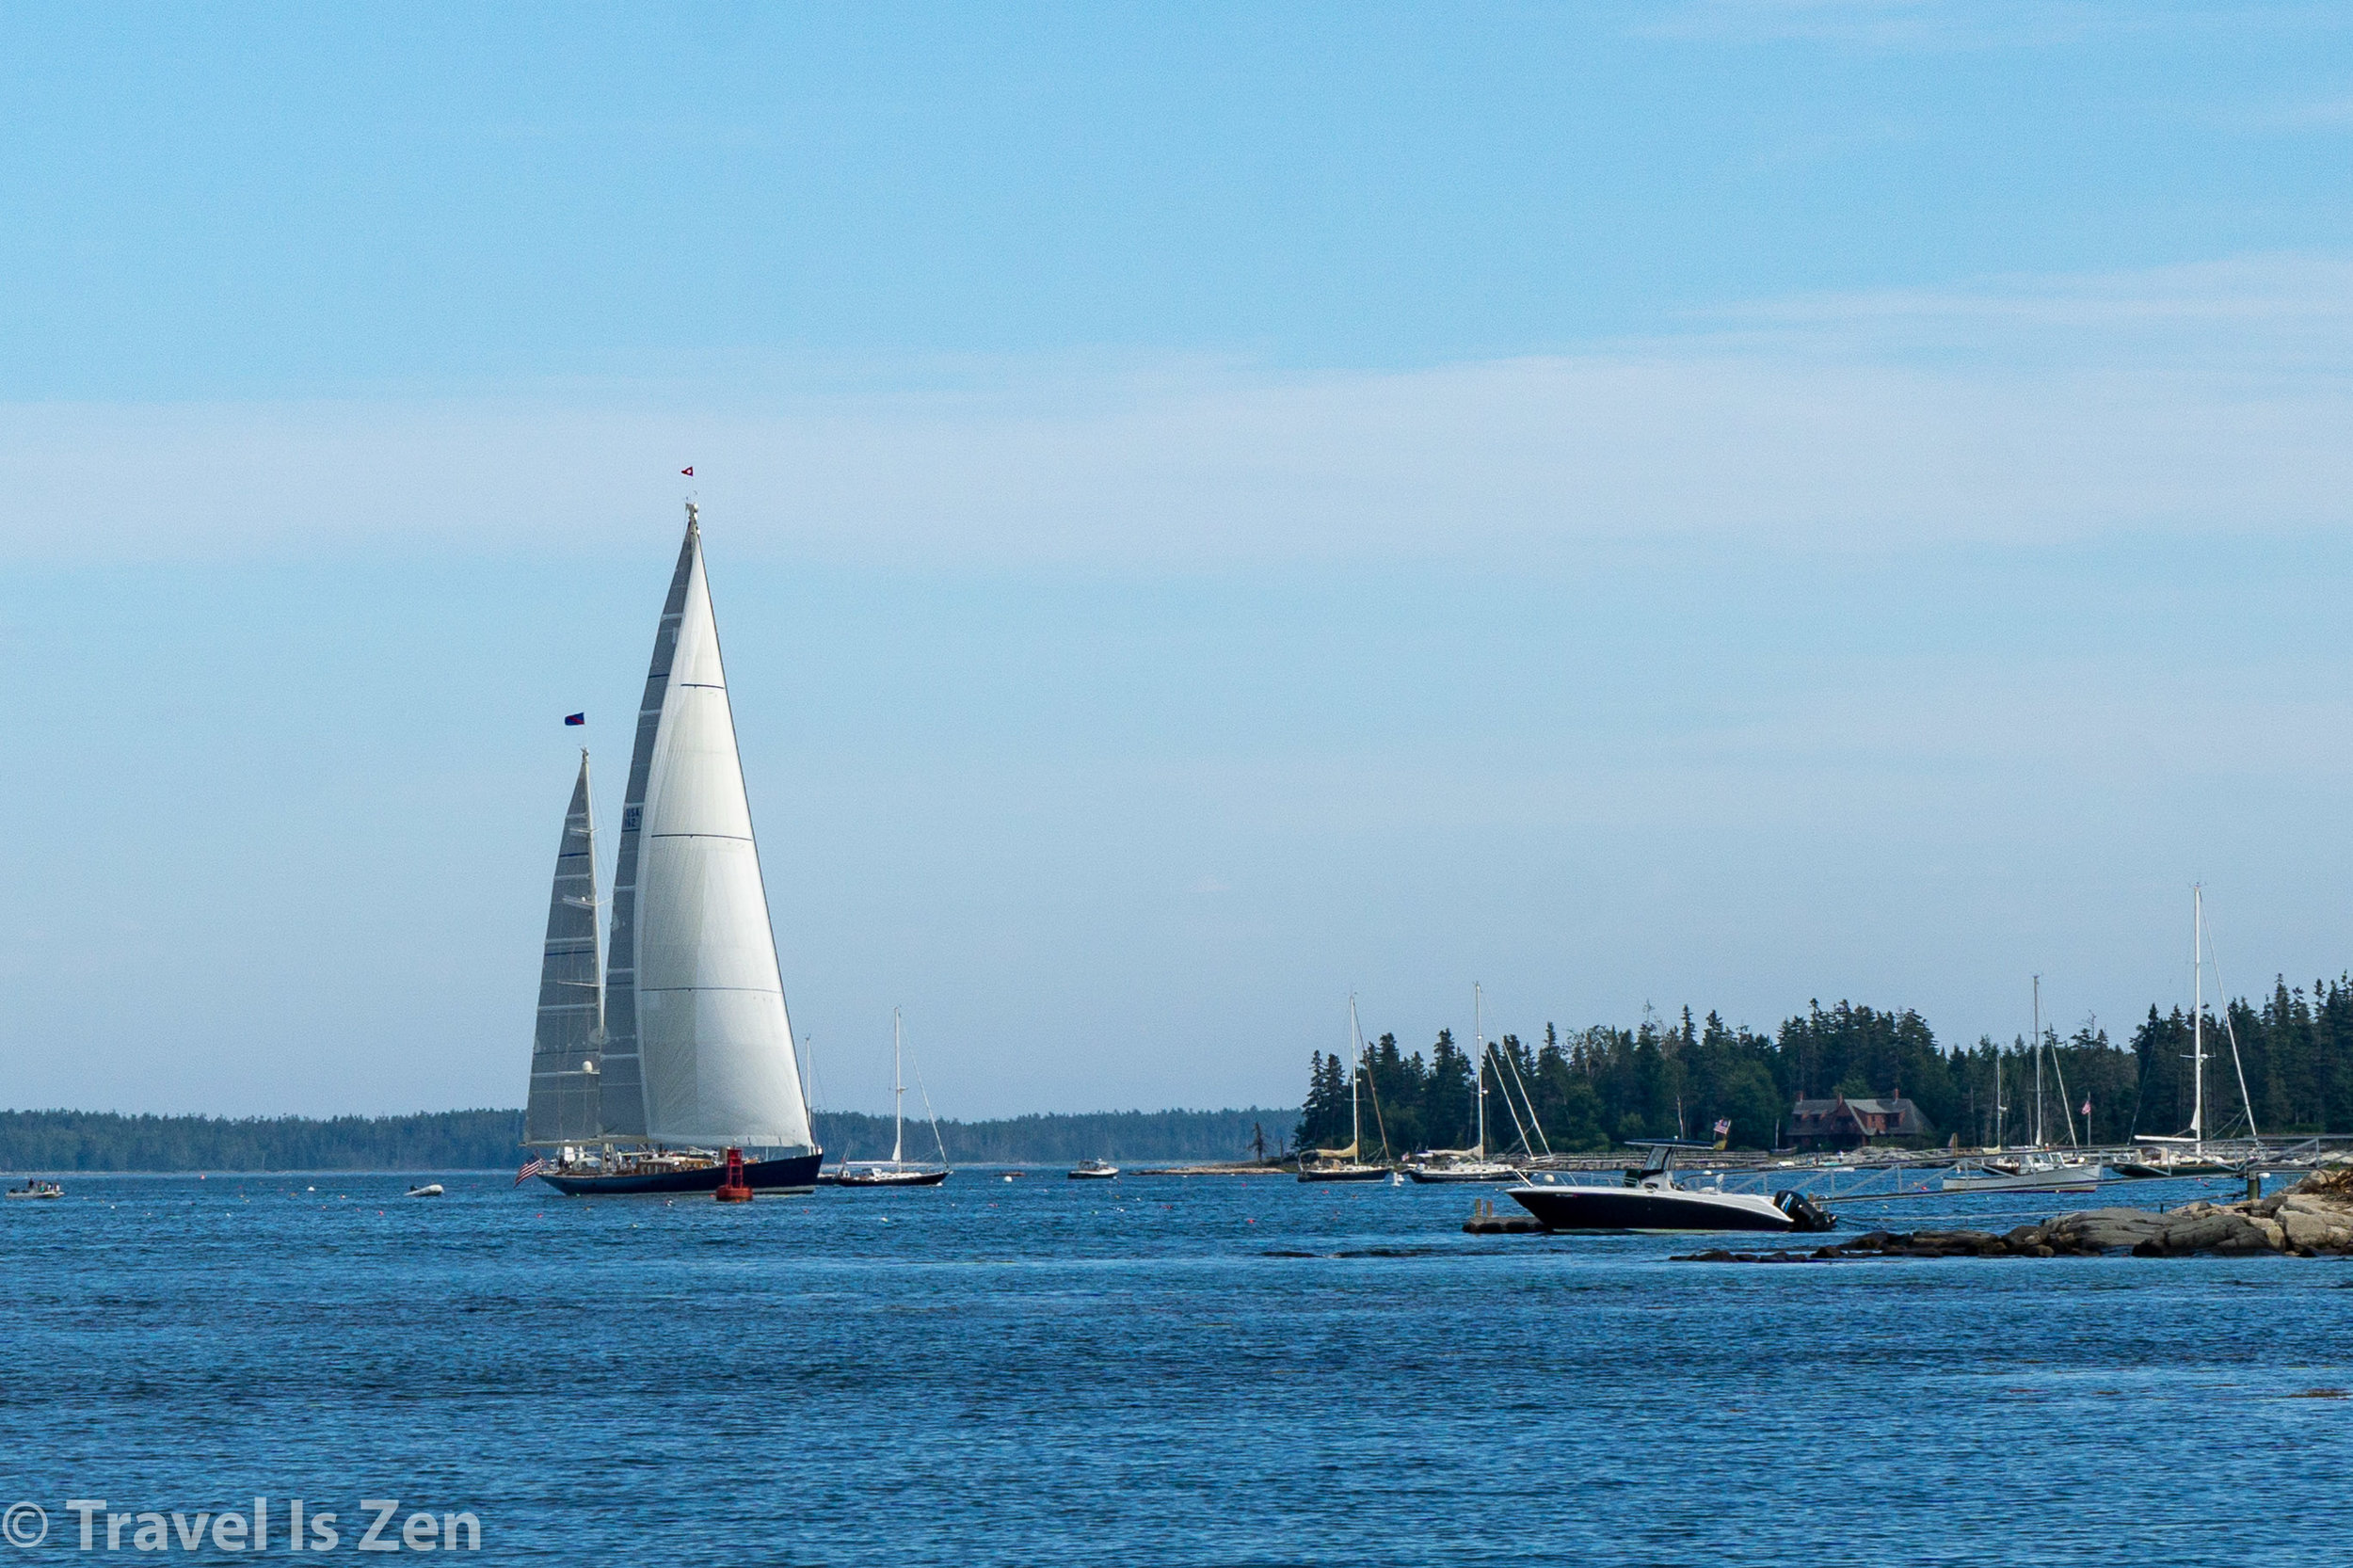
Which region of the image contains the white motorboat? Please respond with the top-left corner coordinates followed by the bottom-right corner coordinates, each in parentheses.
top-left (405, 1183), bottom-right (444, 1198)
top-left (1405, 1158), bottom-right (1521, 1184)
top-left (5, 1179), bottom-right (62, 1201)
top-left (1506, 1143), bottom-right (1833, 1234)
top-left (1067, 1160), bottom-right (1118, 1180)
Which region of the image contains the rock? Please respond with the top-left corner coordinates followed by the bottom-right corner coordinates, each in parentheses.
top-left (2289, 1166), bottom-right (2353, 1202)
top-left (2221, 1214), bottom-right (2278, 1252)
top-left (2005, 1224), bottom-right (2047, 1249)
top-left (2281, 1205), bottom-right (2353, 1252)
top-left (2044, 1208), bottom-right (2171, 1252)
top-left (2154, 1210), bottom-right (2235, 1253)
top-left (1914, 1229), bottom-right (2000, 1252)
top-left (2147, 1208), bottom-right (2281, 1255)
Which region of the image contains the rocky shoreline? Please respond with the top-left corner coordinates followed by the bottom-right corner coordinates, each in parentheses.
top-left (1675, 1166), bottom-right (2353, 1264)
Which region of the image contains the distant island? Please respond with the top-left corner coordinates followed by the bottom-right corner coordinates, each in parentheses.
top-left (0, 1106), bottom-right (1292, 1173)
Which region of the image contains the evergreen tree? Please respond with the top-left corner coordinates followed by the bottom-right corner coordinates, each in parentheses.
top-left (1422, 1029), bottom-right (1472, 1150)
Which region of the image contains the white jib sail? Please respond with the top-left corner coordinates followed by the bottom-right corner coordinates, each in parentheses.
top-left (621, 505), bottom-right (815, 1152)
top-left (523, 749), bottom-right (604, 1146)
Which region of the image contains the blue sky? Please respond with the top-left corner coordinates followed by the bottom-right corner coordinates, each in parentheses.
top-left (7, 3), bottom-right (2353, 1118)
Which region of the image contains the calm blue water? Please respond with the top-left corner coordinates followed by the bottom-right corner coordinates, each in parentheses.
top-left (5, 1171), bottom-right (2348, 1565)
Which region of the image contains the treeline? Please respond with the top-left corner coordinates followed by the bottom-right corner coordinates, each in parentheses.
top-left (0, 1106), bottom-right (1296, 1172)
top-left (813, 1108), bottom-right (1288, 1164)
top-left (0, 1110), bottom-right (528, 1173)
top-left (1300, 981), bottom-right (2353, 1153)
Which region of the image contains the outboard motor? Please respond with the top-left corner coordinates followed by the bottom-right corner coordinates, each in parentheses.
top-left (1772, 1191), bottom-right (1836, 1232)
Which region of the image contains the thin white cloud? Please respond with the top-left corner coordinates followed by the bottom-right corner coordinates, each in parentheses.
top-left (5, 251), bottom-right (2349, 570)
top-left (1643, 0), bottom-right (2353, 53)
top-left (1633, 0), bottom-right (2213, 51)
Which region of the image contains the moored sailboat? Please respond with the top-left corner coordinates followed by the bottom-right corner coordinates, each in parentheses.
top-left (2115, 887), bottom-right (2258, 1179)
top-left (1405, 985), bottom-right (1520, 1183)
top-left (835, 1008), bottom-right (952, 1187)
top-left (522, 504), bottom-right (824, 1195)
top-left (1299, 996), bottom-right (1391, 1182)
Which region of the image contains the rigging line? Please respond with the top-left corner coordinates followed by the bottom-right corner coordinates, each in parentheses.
top-left (2200, 905), bottom-right (2264, 1148)
top-left (1485, 1042), bottom-right (1534, 1158)
top-left (1353, 999), bottom-right (1392, 1164)
top-left (1496, 1031), bottom-right (1553, 1156)
top-left (908, 1045), bottom-right (952, 1168)
top-left (2048, 1030), bottom-right (2080, 1148)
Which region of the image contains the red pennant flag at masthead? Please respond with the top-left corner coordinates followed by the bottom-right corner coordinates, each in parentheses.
top-left (680, 466), bottom-right (693, 476)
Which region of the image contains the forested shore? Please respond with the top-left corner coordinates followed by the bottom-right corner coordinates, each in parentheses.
top-left (0, 1110), bottom-right (530, 1173)
top-left (1299, 982), bottom-right (2353, 1154)
top-left (813, 1107), bottom-right (1285, 1164)
top-left (0, 1105), bottom-right (1290, 1172)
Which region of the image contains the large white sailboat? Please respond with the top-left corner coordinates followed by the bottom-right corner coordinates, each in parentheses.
top-left (522, 504), bottom-right (824, 1195)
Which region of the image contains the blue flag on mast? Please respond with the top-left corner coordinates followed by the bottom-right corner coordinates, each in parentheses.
top-left (564, 712), bottom-right (584, 726)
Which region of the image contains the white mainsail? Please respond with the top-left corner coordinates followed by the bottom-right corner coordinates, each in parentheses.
top-left (523, 749), bottom-right (605, 1146)
top-left (599, 504), bottom-right (815, 1152)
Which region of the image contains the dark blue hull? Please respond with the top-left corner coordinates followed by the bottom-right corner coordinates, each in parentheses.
top-left (536, 1151), bottom-right (824, 1196)
top-left (1506, 1185), bottom-right (1798, 1233)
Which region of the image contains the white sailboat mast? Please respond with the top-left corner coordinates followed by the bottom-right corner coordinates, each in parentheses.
top-left (2031, 974), bottom-right (2044, 1149)
top-left (1473, 983), bottom-right (1486, 1160)
top-left (1350, 1014), bottom-right (1362, 1154)
top-left (892, 1006), bottom-right (905, 1169)
top-left (1993, 1048), bottom-right (2005, 1149)
top-left (2191, 884), bottom-right (2206, 1148)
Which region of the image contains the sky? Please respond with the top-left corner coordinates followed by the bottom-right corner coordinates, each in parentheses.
top-left (7, 2), bottom-right (2353, 1119)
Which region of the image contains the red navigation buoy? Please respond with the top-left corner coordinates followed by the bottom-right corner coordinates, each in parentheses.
top-left (715, 1146), bottom-right (753, 1203)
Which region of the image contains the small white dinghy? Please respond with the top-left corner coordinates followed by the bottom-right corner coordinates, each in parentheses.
top-left (406, 1183), bottom-right (444, 1198)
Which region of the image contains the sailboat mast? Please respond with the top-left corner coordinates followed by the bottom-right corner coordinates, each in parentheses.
top-left (1350, 1015), bottom-right (1362, 1155)
top-left (892, 1007), bottom-right (905, 1169)
top-left (1993, 1048), bottom-right (2005, 1148)
top-left (2032, 974), bottom-right (2044, 1149)
top-left (1473, 983), bottom-right (1486, 1160)
top-left (2191, 885), bottom-right (2206, 1147)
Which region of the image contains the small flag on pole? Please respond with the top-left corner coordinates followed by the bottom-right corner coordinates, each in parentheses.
top-left (515, 1156), bottom-right (549, 1187)
top-left (680, 466), bottom-right (694, 476)
top-left (2081, 1099), bottom-right (2091, 1117)
top-left (564, 712), bottom-right (585, 726)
